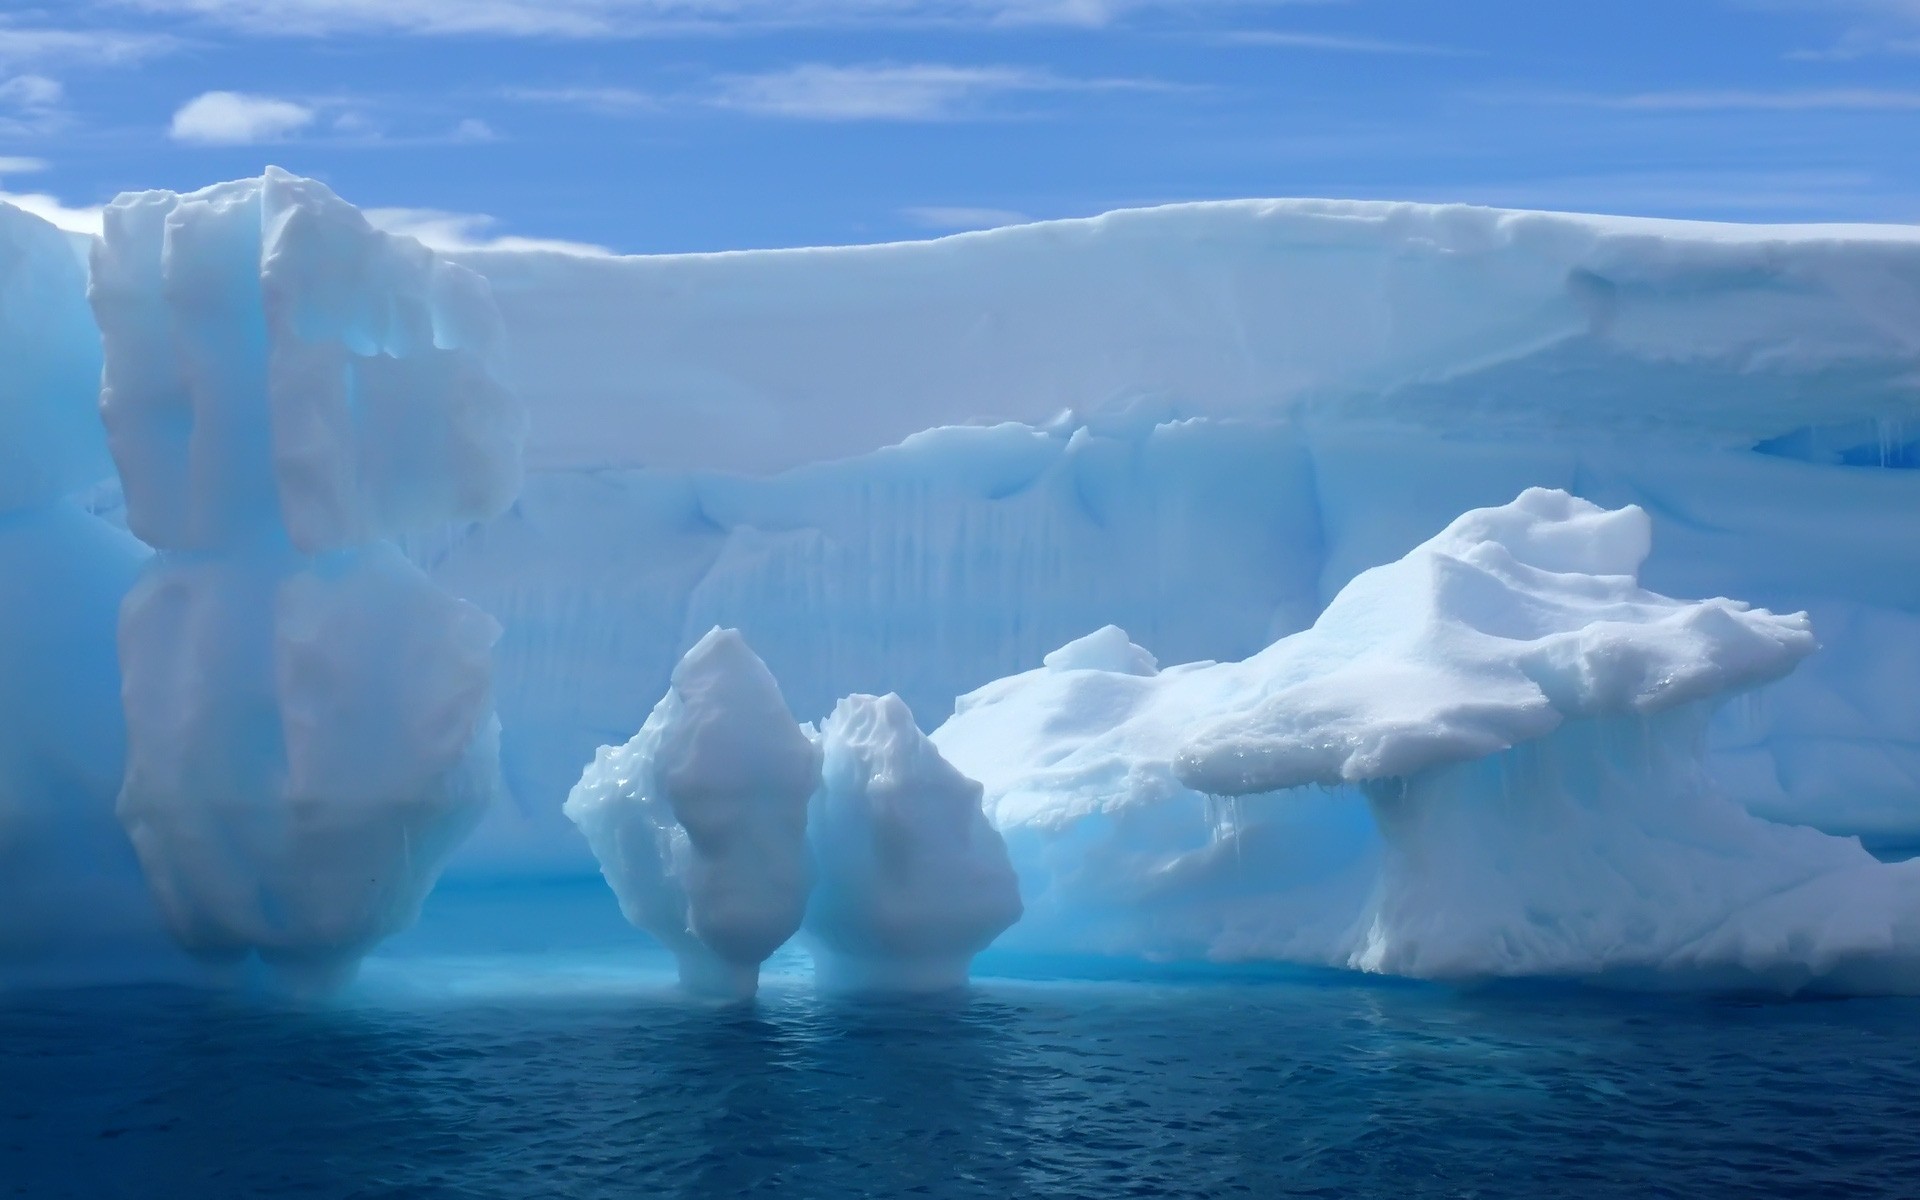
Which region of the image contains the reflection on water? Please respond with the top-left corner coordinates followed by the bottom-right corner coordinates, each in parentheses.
top-left (5, 972), bottom-right (1920, 1199)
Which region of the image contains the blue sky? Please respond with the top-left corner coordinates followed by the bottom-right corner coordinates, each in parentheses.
top-left (1, 1), bottom-right (1918, 254)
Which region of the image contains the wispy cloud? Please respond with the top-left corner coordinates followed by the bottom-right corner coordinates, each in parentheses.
top-left (0, 74), bottom-right (70, 135)
top-left (169, 90), bottom-right (316, 143)
top-left (365, 206), bottom-right (613, 255)
top-left (500, 85), bottom-right (659, 114)
top-left (104, 0), bottom-right (1275, 38)
top-left (1219, 29), bottom-right (1465, 55)
top-left (901, 204), bottom-right (1030, 230)
top-left (710, 62), bottom-right (1172, 120)
top-left (1592, 88), bottom-right (1920, 111)
top-left (1483, 87), bottom-right (1920, 112)
top-left (0, 21), bottom-right (180, 67)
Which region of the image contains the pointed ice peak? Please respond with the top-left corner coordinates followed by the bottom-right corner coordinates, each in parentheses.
top-left (1044, 625), bottom-right (1159, 676)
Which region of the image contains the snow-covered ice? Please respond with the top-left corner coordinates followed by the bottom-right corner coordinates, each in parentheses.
top-left (936, 490), bottom-right (1920, 991)
top-left (805, 693), bottom-right (1020, 992)
top-left (565, 628), bottom-right (820, 999)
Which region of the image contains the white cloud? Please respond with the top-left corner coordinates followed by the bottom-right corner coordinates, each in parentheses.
top-left (902, 205), bottom-right (1029, 229)
top-left (450, 117), bottom-right (497, 142)
top-left (0, 73), bottom-right (68, 134)
top-left (107, 0), bottom-right (1274, 38)
top-left (0, 23), bottom-right (179, 67)
top-left (1220, 30), bottom-right (1463, 55)
top-left (169, 91), bottom-right (316, 143)
top-left (0, 189), bottom-right (104, 235)
top-left (0, 155), bottom-right (47, 174)
top-left (711, 62), bottom-right (1168, 120)
top-left (365, 207), bottom-right (612, 255)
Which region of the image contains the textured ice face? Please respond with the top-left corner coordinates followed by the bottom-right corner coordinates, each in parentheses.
top-left (0, 202), bottom-right (110, 511)
top-left (565, 628), bottom-right (820, 998)
top-left (1175, 488), bottom-right (1815, 796)
top-left (805, 693), bottom-right (1020, 992)
top-left (116, 548), bottom-right (504, 989)
top-left (89, 167), bottom-right (524, 554)
top-left (931, 489), bottom-right (1920, 992)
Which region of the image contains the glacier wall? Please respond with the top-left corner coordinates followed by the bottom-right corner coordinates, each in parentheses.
top-left (6, 180), bottom-right (1920, 991)
top-left (411, 203), bottom-right (1920, 877)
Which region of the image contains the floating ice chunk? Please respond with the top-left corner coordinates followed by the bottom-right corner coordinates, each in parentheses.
top-left (1043, 625), bottom-right (1159, 676)
top-left (0, 201), bottom-right (110, 511)
top-left (115, 546), bottom-right (504, 990)
top-left (564, 628), bottom-right (819, 998)
top-left (88, 167), bottom-right (524, 553)
top-left (804, 693), bottom-right (1020, 992)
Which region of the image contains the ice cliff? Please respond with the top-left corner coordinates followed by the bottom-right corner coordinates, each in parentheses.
top-left (4, 174), bottom-right (1920, 994)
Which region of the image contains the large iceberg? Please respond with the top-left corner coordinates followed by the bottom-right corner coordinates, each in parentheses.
top-left (5, 177), bottom-right (1920, 995)
top-left (936, 490), bottom-right (1920, 991)
top-left (88, 170), bottom-right (522, 989)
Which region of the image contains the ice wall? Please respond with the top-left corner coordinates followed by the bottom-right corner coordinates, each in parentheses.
top-left (91, 170), bottom-right (522, 988)
top-left (413, 202), bottom-right (1920, 876)
top-left (0, 202), bottom-right (160, 982)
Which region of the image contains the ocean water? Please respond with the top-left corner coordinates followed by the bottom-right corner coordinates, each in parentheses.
top-left (6, 957), bottom-right (1920, 1200)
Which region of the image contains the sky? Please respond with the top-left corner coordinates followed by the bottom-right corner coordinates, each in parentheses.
top-left (1, 0), bottom-right (1919, 254)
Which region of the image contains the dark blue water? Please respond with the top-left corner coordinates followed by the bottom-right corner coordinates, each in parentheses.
top-left (5, 968), bottom-right (1919, 1200)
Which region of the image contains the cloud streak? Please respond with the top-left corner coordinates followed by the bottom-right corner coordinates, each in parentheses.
top-left (106, 0), bottom-right (1278, 38)
top-left (365, 206), bottom-right (613, 254)
top-left (710, 62), bottom-right (1174, 120)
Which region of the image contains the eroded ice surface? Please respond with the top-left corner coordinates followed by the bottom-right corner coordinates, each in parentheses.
top-left (936, 490), bottom-right (1920, 991)
top-left (565, 629), bottom-right (819, 998)
top-left (86, 172), bottom-right (521, 988)
top-left (805, 693), bottom-right (1020, 992)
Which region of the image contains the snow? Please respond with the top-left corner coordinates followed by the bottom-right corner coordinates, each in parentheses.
top-left (805, 693), bottom-right (1020, 992)
top-left (564, 628), bottom-right (819, 998)
top-left (935, 490), bottom-right (1920, 991)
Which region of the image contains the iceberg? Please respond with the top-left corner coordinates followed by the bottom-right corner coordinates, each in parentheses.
top-left (90, 171), bottom-right (522, 989)
top-left (805, 693), bottom-right (1021, 992)
top-left (564, 628), bottom-right (819, 998)
top-left (935, 489), bottom-right (1920, 992)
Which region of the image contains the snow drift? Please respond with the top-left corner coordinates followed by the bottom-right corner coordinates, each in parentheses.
top-left (937, 490), bottom-right (1920, 991)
